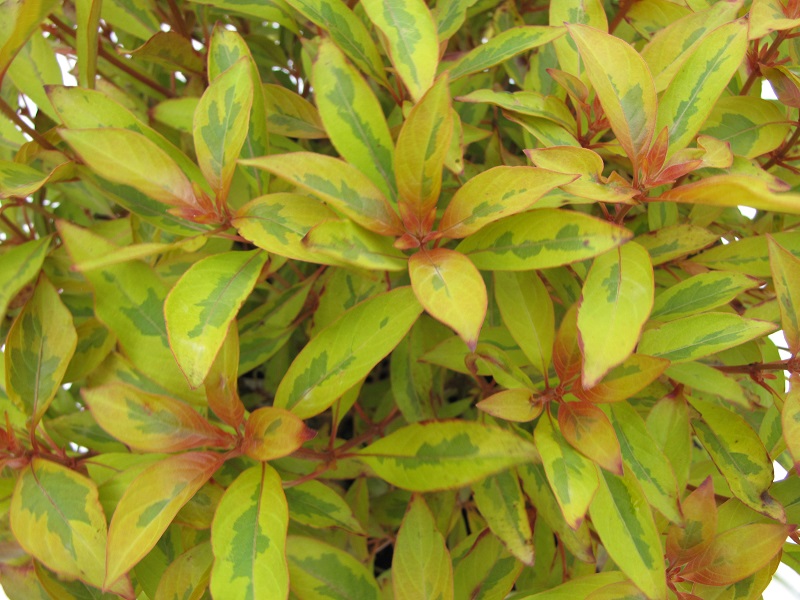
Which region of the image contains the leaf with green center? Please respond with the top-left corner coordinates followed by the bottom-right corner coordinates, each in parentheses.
top-left (193, 57), bottom-right (253, 203)
top-left (646, 394), bottom-right (692, 492)
top-left (0, 0), bottom-right (59, 79)
top-left (688, 396), bottom-right (784, 521)
top-left (439, 167), bottom-right (576, 239)
top-left (589, 469), bottom-right (667, 600)
top-left (477, 388), bottom-right (543, 423)
top-left (578, 242), bottom-right (654, 387)
top-left (650, 271), bottom-right (760, 322)
top-left (784, 382), bottom-right (800, 475)
top-left (768, 236), bottom-right (800, 354)
top-left (165, 250), bottom-right (266, 387)
top-left (409, 248), bottom-right (486, 351)
top-left (263, 83), bottom-right (326, 139)
top-left (665, 362), bottom-right (750, 409)
top-left (153, 541), bottom-right (212, 600)
top-left (512, 573), bottom-right (629, 600)
top-left (393, 494), bottom-right (454, 600)
top-left (5, 276), bottom-right (77, 426)
top-left (749, 0), bottom-right (800, 40)
top-left (284, 480), bottom-right (364, 534)
top-left (303, 220), bottom-right (407, 271)
top-left (211, 465), bottom-right (289, 600)
top-left (568, 24), bottom-right (656, 170)
top-left (0, 235), bottom-right (49, 320)
top-left (534, 414), bottom-right (598, 529)
top-left (358, 420), bottom-right (535, 491)
top-left (635, 223), bottom-right (718, 266)
top-left (558, 401), bottom-right (623, 476)
top-left (275, 287), bottom-right (422, 419)
top-left (585, 581), bottom-right (649, 600)
top-left (456, 209), bottom-right (632, 270)
top-left (666, 477), bottom-right (716, 565)
top-left (243, 406), bottom-right (315, 462)
top-left (311, 39), bottom-right (396, 199)
top-left (82, 382), bottom-right (232, 452)
top-left (548, 0), bottom-right (607, 78)
top-left (700, 96), bottom-right (790, 159)
top-left (451, 530), bottom-right (523, 600)
top-left (456, 88), bottom-right (576, 131)
top-left (0, 159), bottom-right (73, 199)
top-left (105, 451), bottom-right (223, 588)
top-left (572, 354), bottom-right (669, 404)
top-left (361, 0), bottom-right (438, 101)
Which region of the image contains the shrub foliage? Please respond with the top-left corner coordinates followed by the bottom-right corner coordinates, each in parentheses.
top-left (1, 0), bottom-right (800, 598)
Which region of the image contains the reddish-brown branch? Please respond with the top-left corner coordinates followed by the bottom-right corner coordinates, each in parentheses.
top-left (609, 0), bottom-right (634, 34)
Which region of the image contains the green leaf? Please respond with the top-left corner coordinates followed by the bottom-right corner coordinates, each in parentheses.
top-left (129, 31), bottom-right (204, 75)
top-left (284, 481), bottom-right (365, 534)
top-left (477, 388), bottom-right (543, 423)
top-left (211, 465), bottom-right (289, 600)
top-left (393, 494), bottom-right (454, 600)
top-left (548, 0), bottom-right (607, 77)
top-left (456, 209), bottom-right (632, 271)
top-left (0, 159), bottom-right (73, 199)
top-left (635, 223), bottom-right (718, 266)
top-left (451, 530), bottom-right (523, 600)
top-left (358, 420), bottom-right (536, 491)
top-left (646, 394), bottom-right (692, 492)
top-left (691, 230), bottom-right (800, 277)
top-left (153, 541), bottom-right (212, 600)
top-left (572, 354), bottom-right (669, 404)
top-left (165, 250), bottom-right (267, 387)
top-left (456, 88), bottom-right (576, 131)
top-left (638, 313), bottom-right (777, 363)
top-left (0, 0), bottom-right (59, 79)
top-left (263, 83), bottom-right (326, 139)
top-left (361, 0), bottom-right (438, 101)
top-left (390, 318), bottom-right (439, 423)
top-left (768, 235), bottom-right (800, 354)
top-left (700, 96), bottom-right (791, 159)
top-left (243, 406), bottom-right (315, 461)
top-left (304, 220), bottom-right (407, 271)
top-left (559, 401), bottom-right (623, 475)
top-left (275, 287), bottom-right (422, 419)
top-left (287, 535), bottom-right (380, 600)
top-left (63, 317), bottom-right (117, 383)
top-left (578, 242), bottom-right (654, 387)
top-left (665, 362), bottom-right (750, 409)
top-left (783, 383), bottom-right (800, 474)
top-left (5, 276), bottom-right (77, 426)
top-left (193, 57), bottom-right (253, 203)
top-left (650, 271), bottom-right (760, 322)
top-left (513, 573), bottom-right (628, 600)
top-left (589, 470), bottom-right (667, 600)
top-left (0, 235), bottom-right (50, 321)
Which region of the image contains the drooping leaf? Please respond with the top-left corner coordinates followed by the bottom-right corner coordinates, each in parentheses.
top-left (129, 31), bottom-right (204, 75)
top-left (390, 317), bottom-right (440, 423)
top-left (646, 393), bottom-right (692, 492)
top-left (559, 401), bottom-right (623, 475)
top-left (243, 406), bottom-right (315, 461)
top-left (768, 235), bottom-right (800, 354)
top-left (0, 159), bottom-right (73, 199)
top-left (210, 465), bottom-right (289, 600)
top-left (357, 420), bottom-right (536, 491)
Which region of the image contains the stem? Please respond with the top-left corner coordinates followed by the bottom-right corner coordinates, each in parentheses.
top-left (713, 360), bottom-right (790, 373)
top-left (741, 31), bottom-right (789, 96)
top-left (0, 96), bottom-right (56, 150)
top-left (763, 111), bottom-right (800, 170)
top-left (609, 0), bottom-right (634, 34)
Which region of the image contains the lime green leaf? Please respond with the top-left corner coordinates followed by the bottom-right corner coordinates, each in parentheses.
top-left (263, 83), bottom-right (326, 139)
top-left (83, 382), bottom-right (233, 452)
top-left (275, 287), bottom-right (422, 419)
top-left (701, 96), bottom-right (791, 159)
top-left (655, 20), bottom-right (748, 159)
top-left (211, 465), bottom-right (289, 600)
top-left (435, 0), bottom-right (477, 40)
top-left (750, 0), bottom-right (800, 39)
top-left (559, 401), bottom-right (623, 475)
top-left (646, 394), bottom-right (692, 492)
top-left (205, 322), bottom-right (246, 429)
top-left (578, 242), bottom-right (654, 387)
top-left (585, 580), bottom-right (648, 600)
top-left (10, 459), bottom-right (107, 589)
top-left (409, 248), bottom-right (486, 351)
top-left (452, 529), bottom-right (523, 600)
top-left (608, 402), bottom-right (682, 524)
top-left (193, 57), bottom-right (253, 203)
top-left (548, 0), bottom-right (607, 77)
top-left (311, 39), bottom-right (396, 199)
top-left (165, 250), bottom-right (267, 387)
top-left (358, 420), bottom-right (536, 491)
top-left (105, 452), bottom-right (224, 587)
top-left (534, 414), bottom-right (598, 529)
top-left (243, 406), bottom-right (315, 461)
top-left (5, 277), bottom-right (77, 426)
top-left (390, 317), bottom-right (439, 423)
top-left (287, 535), bottom-right (380, 600)
top-left (0, 159), bottom-right (73, 199)
top-left (568, 24), bottom-right (656, 169)
top-left (0, 0), bottom-right (59, 79)
top-left (589, 470), bottom-right (667, 600)
top-left (284, 481), bottom-right (364, 534)
top-left (304, 220), bottom-right (407, 271)
top-left (513, 573), bottom-right (628, 600)
top-left (665, 362), bottom-right (750, 409)
top-left (439, 167), bottom-right (576, 239)
top-left (396, 75), bottom-right (453, 234)
top-left (638, 313), bottom-right (777, 363)
top-left (650, 271), bottom-right (760, 322)
top-left (449, 26), bottom-right (565, 81)
top-left (129, 31), bottom-right (204, 75)
top-left (35, 561), bottom-right (126, 600)
top-left (473, 470), bottom-right (535, 565)
top-left (666, 477), bottom-right (716, 564)
top-left (689, 396), bottom-right (784, 521)
top-left (573, 354), bottom-right (669, 404)
top-left (63, 317), bottom-right (117, 383)
top-left (784, 383), bottom-right (800, 474)
top-left (393, 494), bottom-right (454, 600)
top-left (768, 236), bottom-right (800, 354)
top-left (153, 541), bottom-right (212, 600)
top-left (361, 0), bottom-right (438, 101)
top-left (240, 154), bottom-right (402, 236)
top-left (477, 388), bottom-right (543, 423)
top-left (659, 174), bottom-right (800, 215)
top-left (456, 209), bottom-right (632, 270)
top-left (0, 235), bottom-right (49, 322)
top-left (189, 0), bottom-right (297, 34)
top-left (456, 88), bottom-right (576, 131)
top-left (691, 230), bottom-right (800, 277)
top-left (635, 223), bottom-right (718, 266)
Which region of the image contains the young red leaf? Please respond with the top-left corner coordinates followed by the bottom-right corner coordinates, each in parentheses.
top-left (558, 401), bottom-right (623, 475)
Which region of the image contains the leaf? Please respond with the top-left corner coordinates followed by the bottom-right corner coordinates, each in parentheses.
top-left (659, 174), bottom-right (800, 215)
top-left (449, 26), bottom-right (566, 81)
top-left (205, 322), bottom-right (246, 429)
top-left (585, 581), bottom-right (649, 600)
top-left (513, 573), bottom-right (628, 600)
top-left (5, 276), bottom-right (77, 426)
top-left (456, 88), bottom-right (576, 131)
top-left (534, 414), bottom-right (599, 529)
top-left (650, 271), bottom-right (760, 322)
top-left (165, 250), bottom-right (267, 387)
top-left (456, 209), bottom-right (632, 271)
top-left (82, 382), bottom-right (232, 452)
top-left (689, 396), bottom-right (784, 521)
top-left (572, 354), bottom-right (670, 404)
top-left (390, 317), bottom-right (439, 423)
top-left (303, 220), bottom-right (407, 271)
top-left (768, 236), bottom-right (800, 354)
top-left (311, 39), bottom-right (396, 199)
top-left (548, 0), bottom-right (607, 77)
top-left (750, 0), bottom-right (800, 39)
top-left (210, 465), bottom-right (289, 600)
top-left (691, 230), bottom-right (800, 277)
top-left (243, 406), bottom-right (315, 461)
top-left (409, 248), bottom-right (486, 351)
top-left (193, 57), bottom-right (253, 203)
top-left (635, 223), bottom-right (718, 266)
top-left (0, 159), bottom-right (73, 199)
top-left (275, 287), bottom-right (422, 419)
top-left (477, 388), bottom-right (543, 423)
top-left (473, 470), bottom-right (535, 565)
top-left (439, 167), bottom-right (575, 239)
top-left (589, 470), bottom-right (667, 600)
top-left (129, 31), bottom-right (204, 75)
top-left (153, 542), bottom-right (212, 600)
top-left (393, 494), bottom-right (454, 600)
top-left (284, 480), bottom-right (364, 534)
top-left (105, 452), bottom-right (224, 588)
top-left (784, 382), bottom-right (800, 475)
top-left (700, 96), bottom-right (791, 159)
top-left (287, 535), bottom-right (380, 600)
top-left (0, 235), bottom-right (49, 319)
top-left (451, 530), bottom-right (523, 600)
top-left (395, 75), bottom-right (453, 235)
top-left (646, 394), bottom-right (692, 492)
top-left (559, 402), bottom-right (623, 475)
top-left (0, 0), bottom-right (60, 79)
top-left (553, 304), bottom-right (583, 383)
top-left (357, 420), bottom-right (536, 491)
top-left (638, 313), bottom-right (777, 363)
top-left (666, 477), bottom-right (716, 564)
top-left (665, 362), bottom-right (750, 409)
top-left (568, 24), bottom-right (656, 169)
top-left (263, 83), bottom-right (326, 139)
top-left (578, 242), bottom-right (654, 387)
top-left (10, 459), bottom-right (107, 588)
top-left (361, 0), bottom-right (438, 101)
top-left (239, 154), bottom-right (402, 236)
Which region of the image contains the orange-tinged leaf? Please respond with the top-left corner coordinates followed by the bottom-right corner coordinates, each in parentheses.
top-left (768, 235), bottom-right (800, 355)
top-left (572, 354), bottom-right (670, 403)
top-left (82, 382), bottom-right (233, 452)
top-left (477, 389), bottom-right (543, 423)
top-left (558, 401), bottom-right (623, 475)
top-left (666, 477), bottom-right (717, 565)
top-left (205, 322), bottom-right (246, 429)
top-left (409, 248), bottom-right (486, 351)
top-left (554, 304), bottom-right (582, 383)
top-left (105, 452), bottom-right (224, 588)
top-left (243, 406), bottom-right (316, 461)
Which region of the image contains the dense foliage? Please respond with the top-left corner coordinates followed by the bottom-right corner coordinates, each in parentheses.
top-left (1, 0), bottom-right (800, 598)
